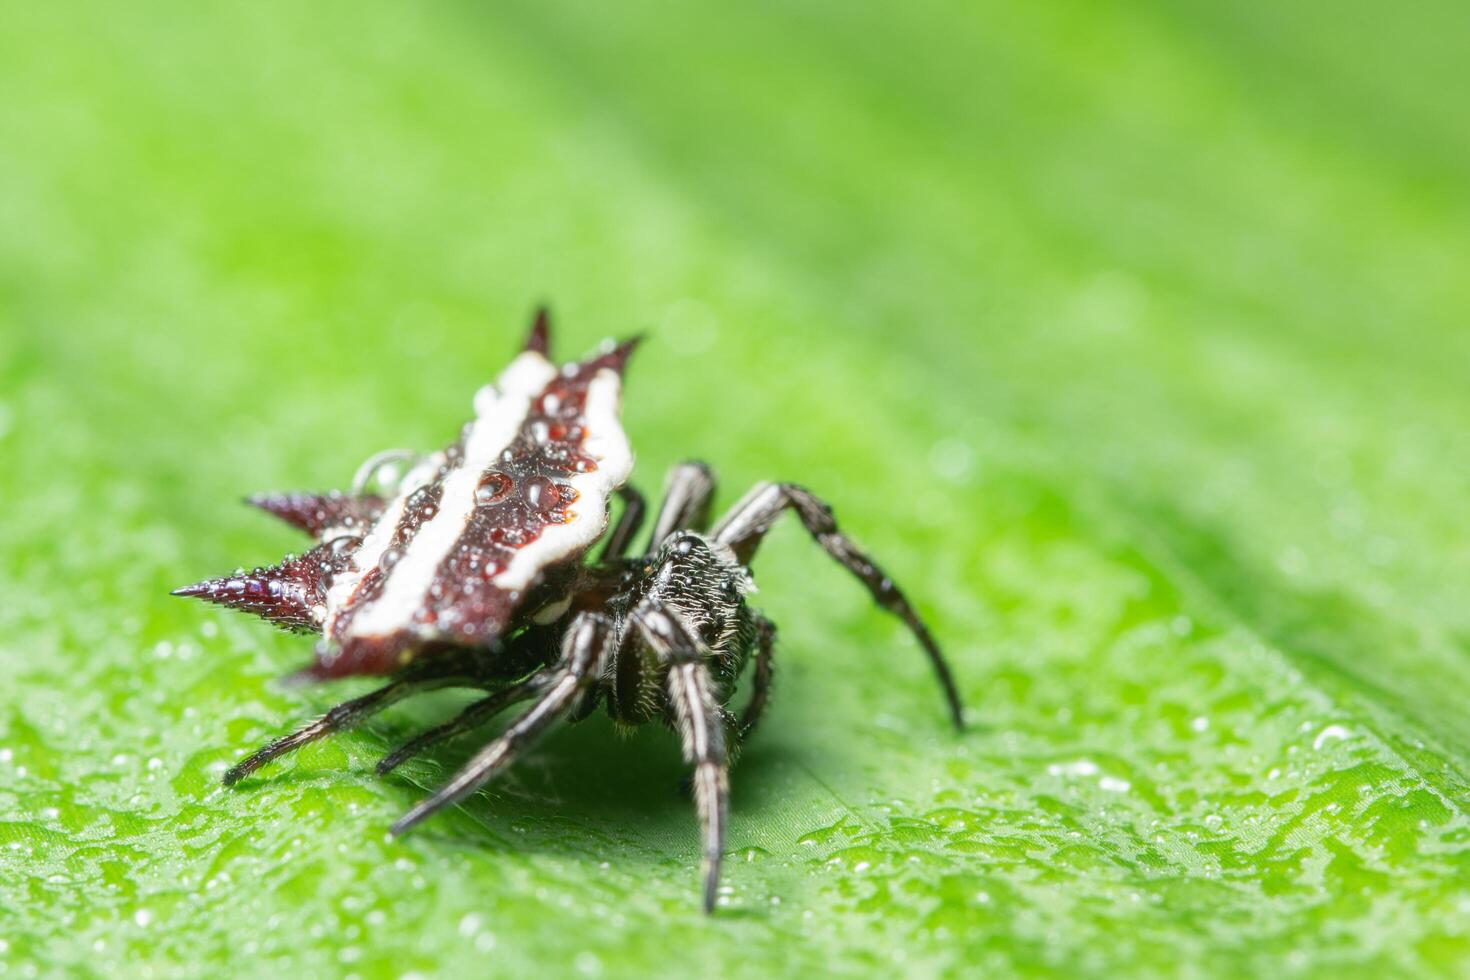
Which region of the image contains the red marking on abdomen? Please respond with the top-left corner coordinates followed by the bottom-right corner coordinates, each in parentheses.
top-left (418, 363), bottom-right (609, 643)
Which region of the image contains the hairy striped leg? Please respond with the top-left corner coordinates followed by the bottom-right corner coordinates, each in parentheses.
top-left (376, 680), bottom-right (544, 775)
top-left (222, 658), bottom-right (475, 786)
top-left (738, 616), bottom-right (777, 742)
top-left (712, 483), bottom-right (965, 730)
top-left (390, 613), bottom-right (615, 835)
top-left (599, 484), bottom-right (647, 561)
top-left (646, 462), bottom-right (718, 553)
top-left (632, 600), bottom-right (730, 914)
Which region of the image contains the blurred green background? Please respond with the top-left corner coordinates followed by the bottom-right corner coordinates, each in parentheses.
top-left (2, 1), bottom-right (1469, 977)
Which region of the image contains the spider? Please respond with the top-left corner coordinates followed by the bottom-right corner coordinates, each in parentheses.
top-left (175, 309), bottom-right (963, 912)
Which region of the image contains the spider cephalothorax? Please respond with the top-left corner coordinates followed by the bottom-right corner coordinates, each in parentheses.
top-left (176, 310), bottom-right (963, 912)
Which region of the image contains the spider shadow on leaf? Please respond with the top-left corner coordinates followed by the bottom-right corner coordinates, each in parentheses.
top-left (355, 690), bottom-right (790, 858)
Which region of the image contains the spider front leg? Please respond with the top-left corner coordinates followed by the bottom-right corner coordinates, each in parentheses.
top-left (647, 461), bottom-right (718, 553)
top-left (632, 600), bottom-right (730, 914)
top-left (390, 613), bottom-right (616, 835)
top-left (739, 616), bottom-right (777, 742)
top-left (712, 483), bottom-right (965, 730)
top-left (222, 656), bottom-right (476, 786)
top-left (600, 484), bottom-right (647, 561)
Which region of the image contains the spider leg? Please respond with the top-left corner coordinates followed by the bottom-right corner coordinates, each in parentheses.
top-left (739, 616), bottom-right (777, 743)
top-left (222, 659), bottom-right (473, 786)
top-left (647, 461), bottom-right (718, 553)
top-left (632, 600), bottom-right (730, 914)
top-left (376, 680), bottom-right (543, 775)
top-left (599, 484), bottom-right (647, 561)
top-left (390, 613), bottom-right (615, 835)
top-left (712, 483), bottom-right (965, 730)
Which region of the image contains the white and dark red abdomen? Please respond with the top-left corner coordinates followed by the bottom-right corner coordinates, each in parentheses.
top-left (175, 329), bottom-right (638, 676)
top-left (314, 343), bottom-right (636, 675)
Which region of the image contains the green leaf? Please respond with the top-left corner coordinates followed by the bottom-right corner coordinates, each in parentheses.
top-left (3, 1), bottom-right (1469, 976)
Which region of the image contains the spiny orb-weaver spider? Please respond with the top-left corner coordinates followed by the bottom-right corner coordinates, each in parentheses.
top-left (176, 310), bottom-right (963, 912)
